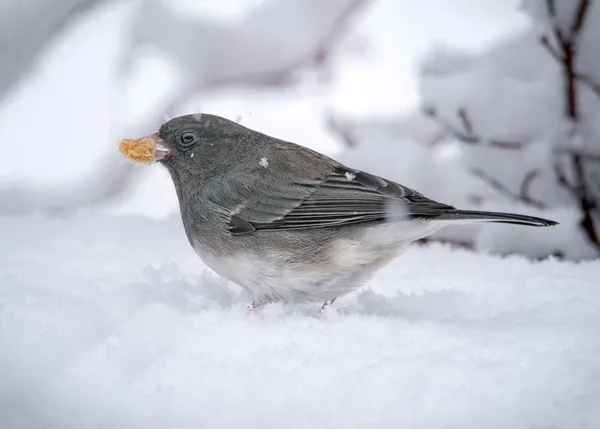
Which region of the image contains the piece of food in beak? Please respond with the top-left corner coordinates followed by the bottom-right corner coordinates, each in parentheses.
top-left (118, 134), bottom-right (171, 163)
top-left (119, 138), bottom-right (156, 164)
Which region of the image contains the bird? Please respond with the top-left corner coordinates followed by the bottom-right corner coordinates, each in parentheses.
top-left (126, 113), bottom-right (558, 309)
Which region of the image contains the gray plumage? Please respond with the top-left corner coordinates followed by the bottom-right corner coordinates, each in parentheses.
top-left (145, 113), bottom-right (558, 306)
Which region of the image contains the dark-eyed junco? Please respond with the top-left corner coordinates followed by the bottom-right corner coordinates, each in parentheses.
top-left (125, 113), bottom-right (558, 309)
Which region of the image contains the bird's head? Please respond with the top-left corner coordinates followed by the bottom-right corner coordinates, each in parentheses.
top-left (125, 113), bottom-right (260, 182)
top-left (154, 113), bottom-right (243, 161)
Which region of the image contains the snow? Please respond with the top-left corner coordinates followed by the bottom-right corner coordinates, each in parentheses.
top-left (1, 213), bottom-right (599, 428)
top-left (259, 157), bottom-right (269, 168)
top-left (2, 1), bottom-right (600, 427)
top-left (337, 0), bottom-right (600, 260)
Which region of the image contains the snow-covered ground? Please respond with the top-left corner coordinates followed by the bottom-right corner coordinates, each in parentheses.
top-left (1, 213), bottom-right (599, 428)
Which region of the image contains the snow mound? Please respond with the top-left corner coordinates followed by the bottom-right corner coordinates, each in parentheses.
top-left (1, 213), bottom-right (599, 428)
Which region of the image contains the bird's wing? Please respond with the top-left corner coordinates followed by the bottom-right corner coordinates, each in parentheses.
top-left (210, 165), bottom-right (455, 236)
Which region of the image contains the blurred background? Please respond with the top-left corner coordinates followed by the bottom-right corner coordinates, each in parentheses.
top-left (1, 0), bottom-right (599, 260)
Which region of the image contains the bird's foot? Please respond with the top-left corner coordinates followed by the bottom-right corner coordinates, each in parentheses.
top-left (320, 298), bottom-right (337, 312)
top-left (246, 300), bottom-right (261, 311)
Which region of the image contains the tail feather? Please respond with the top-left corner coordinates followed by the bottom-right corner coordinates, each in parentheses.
top-left (436, 209), bottom-right (559, 227)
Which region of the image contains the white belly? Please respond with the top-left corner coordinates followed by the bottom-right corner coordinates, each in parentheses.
top-left (194, 245), bottom-right (365, 304)
top-left (190, 220), bottom-right (447, 304)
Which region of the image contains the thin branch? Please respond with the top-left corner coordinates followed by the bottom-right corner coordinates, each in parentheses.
top-left (519, 170), bottom-right (546, 208)
top-left (572, 153), bottom-right (600, 246)
top-left (540, 35), bottom-right (563, 62)
top-left (470, 169), bottom-right (517, 202)
top-left (542, 0), bottom-right (600, 251)
top-left (546, 0), bottom-right (569, 47)
top-left (470, 168), bottom-right (547, 209)
top-left (326, 114), bottom-right (358, 148)
top-left (425, 131), bottom-right (447, 148)
top-left (553, 160), bottom-right (577, 192)
top-left (547, 0), bottom-right (556, 17)
top-left (591, 172), bottom-right (600, 194)
top-left (457, 108), bottom-right (473, 135)
top-left (554, 147), bottom-right (600, 163)
top-left (423, 106), bottom-right (526, 150)
top-left (575, 72), bottom-right (600, 98)
top-left (309, 0), bottom-right (371, 67)
top-left (571, 0), bottom-right (591, 36)
top-left (544, 0), bottom-right (585, 119)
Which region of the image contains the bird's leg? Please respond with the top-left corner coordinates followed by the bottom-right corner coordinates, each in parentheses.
top-left (320, 298), bottom-right (337, 311)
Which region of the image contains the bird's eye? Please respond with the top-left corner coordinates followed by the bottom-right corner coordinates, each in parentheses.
top-left (180, 131), bottom-right (199, 147)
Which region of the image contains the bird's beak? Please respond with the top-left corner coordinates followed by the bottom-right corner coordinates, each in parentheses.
top-left (144, 132), bottom-right (172, 162)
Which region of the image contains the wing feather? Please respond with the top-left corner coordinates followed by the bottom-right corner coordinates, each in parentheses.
top-left (215, 166), bottom-right (455, 235)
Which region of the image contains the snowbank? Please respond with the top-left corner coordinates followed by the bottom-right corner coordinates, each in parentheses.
top-left (1, 213), bottom-right (599, 428)
top-left (339, 1), bottom-right (600, 259)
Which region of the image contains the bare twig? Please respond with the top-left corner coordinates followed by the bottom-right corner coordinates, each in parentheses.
top-left (425, 131), bottom-right (447, 148)
top-left (309, 0), bottom-right (371, 68)
top-left (542, 0), bottom-right (600, 251)
top-left (326, 114), bottom-right (358, 148)
top-left (547, 0), bottom-right (556, 16)
top-left (572, 152), bottom-right (600, 244)
top-left (575, 72), bottom-right (600, 98)
top-left (571, 0), bottom-right (591, 36)
top-left (457, 108), bottom-right (473, 135)
top-left (543, 0), bottom-right (591, 119)
top-left (470, 169), bottom-right (517, 202)
top-left (470, 168), bottom-right (547, 209)
top-left (539, 35), bottom-right (563, 62)
top-left (423, 106), bottom-right (526, 150)
top-left (554, 147), bottom-right (600, 163)
top-left (520, 170), bottom-right (546, 207)
top-left (553, 159), bottom-right (577, 192)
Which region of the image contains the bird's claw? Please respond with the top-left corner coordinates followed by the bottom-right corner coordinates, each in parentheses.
top-left (246, 300), bottom-right (260, 311)
top-left (320, 298), bottom-right (337, 311)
